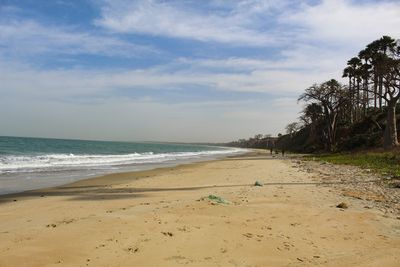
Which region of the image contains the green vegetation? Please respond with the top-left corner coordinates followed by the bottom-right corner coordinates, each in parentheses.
top-left (228, 36), bottom-right (399, 153)
top-left (200, 195), bottom-right (230, 204)
top-left (292, 36), bottom-right (400, 151)
top-left (225, 37), bottom-right (400, 183)
top-left (308, 151), bottom-right (400, 177)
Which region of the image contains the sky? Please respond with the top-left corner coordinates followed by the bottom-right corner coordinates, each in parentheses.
top-left (0, 0), bottom-right (399, 142)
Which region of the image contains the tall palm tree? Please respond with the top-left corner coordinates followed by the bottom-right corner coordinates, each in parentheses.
top-left (364, 36), bottom-right (399, 148)
top-left (365, 42), bottom-right (379, 110)
top-left (347, 57), bottom-right (362, 120)
top-left (376, 36), bottom-right (397, 109)
top-left (358, 49), bottom-right (373, 115)
top-left (342, 66), bottom-right (354, 122)
top-left (367, 39), bottom-right (384, 110)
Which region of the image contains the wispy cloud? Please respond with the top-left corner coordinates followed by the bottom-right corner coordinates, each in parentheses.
top-left (1, 0), bottom-right (399, 141)
top-left (96, 0), bottom-right (287, 46)
top-left (1, 60), bottom-right (299, 141)
top-left (0, 19), bottom-right (156, 59)
top-left (283, 0), bottom-right (400, 47)
top-left (2, 0), bottom-right (398, 98)
top-left (96, 0), bottom-right (400, 49)
top-left (0, 58), bottom-right (331, 105)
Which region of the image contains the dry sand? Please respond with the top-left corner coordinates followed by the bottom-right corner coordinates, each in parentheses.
top-left (0, 151), bottom-right (399, 266)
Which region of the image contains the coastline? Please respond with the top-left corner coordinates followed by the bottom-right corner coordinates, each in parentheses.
top-left (0, 146), bottom-right (246, 196)
top-left (0, 151), bottom-right (399, 266)
top-left (0, 151), bottom-right (251, 202)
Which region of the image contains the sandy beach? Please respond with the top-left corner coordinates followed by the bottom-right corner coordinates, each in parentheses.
top-left (0, 151), bottom-right (399, 267)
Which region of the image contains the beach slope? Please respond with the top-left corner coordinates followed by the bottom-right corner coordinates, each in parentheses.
top-left (0, 152), bottom-right (399, 266)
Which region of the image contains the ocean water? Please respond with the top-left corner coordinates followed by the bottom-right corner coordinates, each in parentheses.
top-left (0, 136), bottom-right (245, 195)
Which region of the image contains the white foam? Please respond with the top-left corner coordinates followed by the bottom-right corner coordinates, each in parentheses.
top-left (0, 148), bottom-right (245, 174)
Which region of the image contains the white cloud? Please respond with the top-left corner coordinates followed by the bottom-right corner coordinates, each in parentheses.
top-left (283, 0), bottom-right (400, 47)
top-left (96, 0), bottom-right (285, 46)
top-left (0, 57), bottom-right (335, 103)
top-left (0, 20), bottom-right (156, 58)
top-left (178, 43), bottom-right (346, 74)
top-left (0, 76), bottom-right (295, 142)
top-left (1, 0), bottom-right (399, 141)
top-left (96, 0), bottom-right (400, 50)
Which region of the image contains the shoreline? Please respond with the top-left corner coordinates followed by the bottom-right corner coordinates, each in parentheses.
top-left (0, 148), bottom-right (248, 198)
top-left (0, 155), bottom-right (231, 202)
top-left (1, 151), bottom-right (399, 266)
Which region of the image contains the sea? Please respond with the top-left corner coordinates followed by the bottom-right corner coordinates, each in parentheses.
top-left (0, 136), bottom-right (246, 195)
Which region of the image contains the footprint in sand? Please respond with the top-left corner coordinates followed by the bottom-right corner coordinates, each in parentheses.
top-left (95, 244), bottom-right (106, 249)
top-left (60, 218), bottom-right (76, 225)
top-left (161, 231), bottom-right (174, 237)
top-left (126, 247), bottom-right (139, 254)
top-left (177, 226), bottom-right (190, 232)
top-left (243, 233), bottom-right (253, 238)
top-left (282, 241), bottom-right (295, 251)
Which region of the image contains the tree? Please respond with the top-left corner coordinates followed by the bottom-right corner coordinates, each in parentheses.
top-left (299, 103), bottom-right (324, 146)
top-left (299, 79), bottom-right (349, 151)
top-left (285, 122), bottom-right (300, 137)
top-left (358, 49), bottom-right (373, 115)
top-left (357, 36), bottom-right (399, 148)
top-left (254, 134), bottom-right (263, 140)
top-left (347, 57), bottom-right (362, 120)
top-left (365, 40), bottom-right (382, 110)
top-left (342, 66), bottom-right (354, 122)
top-left (380, 50), bottom-right (400, 148)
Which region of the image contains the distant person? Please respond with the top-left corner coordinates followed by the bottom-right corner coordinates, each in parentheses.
top-left (282, 149), bottom-right (285, 156)
top-left (270, 147), bottom-right (273, 155)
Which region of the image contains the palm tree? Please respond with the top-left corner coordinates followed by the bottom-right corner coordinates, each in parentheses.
top-left (375, 36), bottom-right (397, 109)
top-left (365, 41), bottom-right (380, 110)
top-left (358, 49), bottom-right (373, 115)
top-left (301, 103), bottom-right (324, 146)
top-left (347, 57), bottom-right (362, 120)
top-left (366, 39), bottom-right (387, 110)
top-left (342, 66), bottom-right (354, 122)
top-left (380, 52), bottom-right (400, 148)
top-left (363, 36), bottom-right (399, 148)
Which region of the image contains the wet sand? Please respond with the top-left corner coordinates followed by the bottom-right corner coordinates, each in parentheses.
top-left (0, 152), bottom-right (399, 266)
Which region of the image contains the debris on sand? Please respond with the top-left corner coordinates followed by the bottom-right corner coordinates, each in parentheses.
top-left (200, 195), bottom-right (230, 204)
top-left (336, 202), bottom-right (348, 209)
top-left (254, 181), bottom-right (263, 186)
top-left (389, 180), bottom-right (400, 189)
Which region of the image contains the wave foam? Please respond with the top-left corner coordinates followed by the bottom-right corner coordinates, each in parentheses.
top-left (0, 148), bottom-right (245, 174)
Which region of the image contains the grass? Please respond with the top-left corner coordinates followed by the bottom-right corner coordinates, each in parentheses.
top-left (307, 150), bottom-right (400, 177)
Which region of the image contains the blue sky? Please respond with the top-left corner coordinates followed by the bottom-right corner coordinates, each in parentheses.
top-left (0, 0), bottom-right (399, 142)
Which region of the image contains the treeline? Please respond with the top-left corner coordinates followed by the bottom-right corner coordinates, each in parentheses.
top-left (282, 36), bottom-right (400, 152)
top-left (229, 36), bottom-right (400, 152)
top-left (226, 134), bottom-right (277, 149)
